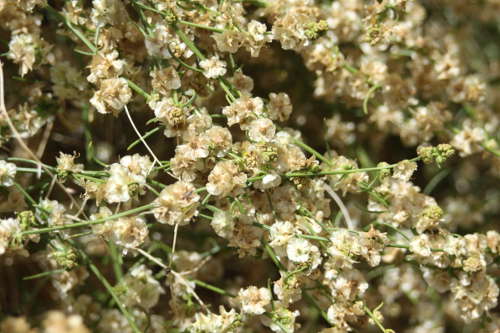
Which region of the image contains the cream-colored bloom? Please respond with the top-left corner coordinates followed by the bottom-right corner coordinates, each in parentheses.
top-left (0, 218), bottom-right (20, 255)
top-left (119, 264), bottom-right (164, 310)
top-left (200, 56), bottom-right (227, 79)
top-left (222, 95), bottom-right (264, 129)
top-left (451, 120), bottom-right (487, 157)
top-left (8, 32), bottom-right (36, 76)
top-left (248, 118), bottom-right (276, 142)
top-left (206, 160), bottom-right (247, 197)
top-left (0, 160), bottom-right (16, 187)
top-left (150, 66), bottom-right (181, 94)
top-left (254, 173), bottom-right (282, 190)
top-left (56, 153), bottom-right (83, 175)
top-left (153, 181), bottom-right (200, 225)
top-left (87, 50), bottom-right (125, 84)
top-left (90, 77), bottom-right (132, 114)
top-left (104, 164), bottom-right (133, 203)
top-left (238, 286), bottom-right (271, 315)
top-left (119, 154), bottom-right (153, 185)
top-left (111, 216), bottom-right (148, 253)
top-left (42, 311), bottom-right (90, 333)
top-left (268, 92), bottom-right (293, 122)
top-left (149, 98), bottom-right (187, 138)
top-left (410, 234), bottom-right (432, 257)
top-left (451, 272), bottom-right (499, 321)
top-left (287, 237), bottom-right (321, 269)
top-left (190, 307), bottom-right (241, 332)
top-left (38, 200), bottom-right (67, 227)
top-left (211, 209), bottom-right (234, 239)
top-left (269, 221), bottom-right (295, 247)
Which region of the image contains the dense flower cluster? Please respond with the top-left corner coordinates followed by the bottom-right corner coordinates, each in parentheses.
top-left (0, 0), bottom-right (499, 332)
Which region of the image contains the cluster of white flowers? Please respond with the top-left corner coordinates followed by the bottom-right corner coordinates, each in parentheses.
top-left (0, 0), bottom-right (499, 332)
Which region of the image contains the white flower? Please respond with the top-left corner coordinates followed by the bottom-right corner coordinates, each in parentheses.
top-left (104, 164), bottom-right (132, 203)
top-left (90, 77), bottom-right (131, 114)
top-left (86, 50), bottom-right (125, 84)
top-left (238, 286), bottom-right (271, 315)
top-left (410, 234), bottom-right (432, 257)
top-left (119, 154), bottom-right (153, 185)
top-left (451, 272), bottom-right (499, 321)
top-left (211, 210), bottom-right (234, 238)
top-left (269, 221), bottom-right (294, 247)
top-left (112, 216), bottom-right (148, 253)
top-left (56, 153), bottom-right (83, 174)
top-left (393, 160), bottom-right (417, 181)
top-left (153, 181), bottom-right (200, 226)
top-left (206, 160), bottom-right (247, 197)
top-left (191, 307), bottom-right (241, 332)
top-left (222, 95), bottom-right (264, 129)
top-left (102, 155), bottom-right (152, 204)
top-left (42, 311), bottom-right (90, 333)
top-left (451, 120), bottom-right (487, 157)
top-left (0, 160), bottom-right (16, 187)
top-left (248, 20), bottom-right (267, 42)
top-left (8, 33), bottom-right (36, 76)
top-left (286, 238), bottom-right (321, 269)
top-left (38, 199), bottom-right (67, 227)
top-left (120, 264), bottom-right (164, 309)
top-left (0, 218), bottom-right (21, 255)
top-left (248, 118), bottom-right (276, 142)
top-left (200, 56), bottom-right (227, 79)
top-left (254, 173), bottom-right (282, 190)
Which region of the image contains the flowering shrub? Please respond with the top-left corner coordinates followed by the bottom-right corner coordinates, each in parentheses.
top-left (0, 0), bottom-right (499, 332)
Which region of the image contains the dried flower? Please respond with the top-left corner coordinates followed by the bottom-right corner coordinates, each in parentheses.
top-left (153, 181), bottom-right (200, 225)
top-left (90, 77), bottom-right (132, 115)
top-left (206, 160), bottom-right (247, 197)
top-left (238, 286), bottom-right (271, 315)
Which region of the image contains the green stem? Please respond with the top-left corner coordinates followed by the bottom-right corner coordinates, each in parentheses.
top-left (23, 269), bottom-right (65, 281)
top-left (284, 157), bottom-right (421, 179)
top-left (373, 222), bottom-right (410, 241)
top-left (109, 241), bottom-right (124, 282)
top-left (125, 79), bottom-right (151, 100)
top-left (303, 291), bottom-right (332, 326)
top-left (195, 186), bottom-right (207, 194)
top-left (179, 20), bottom-right (224, 33)
top-left (219, 78), bottom-right (238, 101)
top-left (205, 204), bottom-right (222, 213)
top-left (297, 234), bottom-right (330, 242)
top-left (85, 255), bottom-right (142, 333)
top-left (363, 84), bottom-right (381, 114)
top-left (173, 25), bottom-right (206, 60)
top-left (264, 243), bottom-right (285, 271)
top-left (364, 305), bottom-right (390, 333)
top-left (7, 157), bottom-right (54, 170)
top-left (192, 279), bottom-right (235, 297)
top-left (292, 139), bottom-right (332, 166)
top-left (14, 182), bottom-right (37, 206)
top-left (21, 203), bottom-right (155, 235)
top-left (424, 168), bottom-right (450, 195)
top-left (46, 5), bottom-right (98, 53)
top-left (127, 126), bottom-right (162, 150)
top-left (481, 142), bottom-right (500, 157)
top-left (386, 244), bottom-right (409, 250)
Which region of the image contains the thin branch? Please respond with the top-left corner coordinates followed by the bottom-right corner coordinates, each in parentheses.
top-left (324, 183), bottom-right (354, 229)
